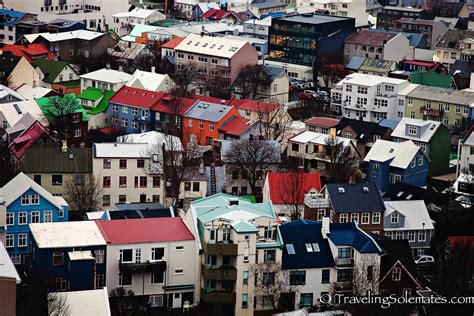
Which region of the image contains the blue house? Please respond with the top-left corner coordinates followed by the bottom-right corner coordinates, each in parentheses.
top-left (364, 140), bottom-right (428, 192)
top-left (0, 172), bottom-right (68, 265)
top-left (29, 221), bottom-right (107, 292)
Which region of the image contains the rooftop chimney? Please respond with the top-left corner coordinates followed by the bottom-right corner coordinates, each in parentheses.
top-left (106, 63), bottom-right (110, 69)
top-left (118, 64), bottom-right (124, 72)
top-left (321, 217), bottom-right (330, 239)
top-left (151, 66), bottom-right (156, 73)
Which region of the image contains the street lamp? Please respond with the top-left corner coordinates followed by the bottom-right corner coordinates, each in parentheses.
top-left (422, 222), bottom-right (425, 255)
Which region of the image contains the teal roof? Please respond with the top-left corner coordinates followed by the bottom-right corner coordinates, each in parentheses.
top-left (129, 24), bottom-right (158, 38)
top-left (232, 220), bottom-right (259, 233)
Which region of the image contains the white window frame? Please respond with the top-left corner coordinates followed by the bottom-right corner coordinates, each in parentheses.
top-left (372, 212), bottom-right (380, 224)
top-left (5, 234), bottom-right (14, 248)
top-left (390, 213), bottom-right (399, 224)
top-left (392, 267), bottom-right (401, 281)
top-left (18, 212), bottom-right (27, 225)
top-left (6, 212), bottom-right (14, 226)
top-left (18, 234), bottom-right (27, 247)
top-left (339, 213), bottom-right (348, 223)
top-left (31, 211), bottom-right (40, 223)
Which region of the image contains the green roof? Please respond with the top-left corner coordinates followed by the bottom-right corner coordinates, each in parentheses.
top-left (33, 58), bottom-right (69, 83)
top-left (409, 71), bottom-right (453, 88)
top-left (60, 79), bottom-right (80, 88)
top-left (79, 87), bottom-right (115, 115)
top-left (36, 94), bottom-right (89, 122)
top-left (241, 195), bottom-right (256, 203)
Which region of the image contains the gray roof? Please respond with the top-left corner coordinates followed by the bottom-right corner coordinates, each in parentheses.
top-left (184, 100), bottom-right (233, 122)
top-left (407, 85), bottom-right (474, 106)
top-left (277, 13), bottom-right (354, 25)
top-left (23, 147), bottom-right (93, 173)
top-left (345, 56), bottom-right (366, 70)
top-left (252, 1), bottom-right (287, 9)
top-left (435, 29), bottom-right (474, 49)
top-left (366, 0), bottom-right (382, 10)
top-left (5, 112), bottom-right (36, 138)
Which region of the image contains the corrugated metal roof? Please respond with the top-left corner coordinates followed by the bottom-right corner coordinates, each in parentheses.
top-left (23, 147), bottom-right (92, 173)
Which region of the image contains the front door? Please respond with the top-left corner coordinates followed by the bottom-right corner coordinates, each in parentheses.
top-left (172, 293), bottom-right (181, 308)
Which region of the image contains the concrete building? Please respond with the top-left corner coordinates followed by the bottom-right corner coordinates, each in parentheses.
top-left (392, 18), bottom-right (449, 49)
top-left (296, 0), bottom-right (368, 25)
top-left (0, 9), bottom-right (37, 44)
top-left (376, 6), bottom-right (430, 30)
top-left (112, 8), bottom-right (166, 36)
top-left (331, 73), bottom-right (410, 122)
top-left (434, 29), bottom-right (474, 69)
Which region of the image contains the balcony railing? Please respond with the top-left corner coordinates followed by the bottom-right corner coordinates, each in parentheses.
top-left (201, 265), bottom-right (237, 280)
top-left (304, 195), bottom-right (330, 209)
top-left (200, 288), bottom-right (236, 304)
top-left (420, 107), bottom-right (443, 117)
top-left (335, 257), bottom-right (354, 267)
top-left (119, 260), bottom-right (167, 273)
top-left (202, 241), bottom-right (238, 256)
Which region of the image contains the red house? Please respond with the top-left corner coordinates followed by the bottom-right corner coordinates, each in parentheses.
top-left (1, 44), bottom-right (54, 63)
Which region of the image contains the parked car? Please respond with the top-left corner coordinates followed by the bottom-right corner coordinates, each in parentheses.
top-left (298, 90), bottom-right (317, 100)
top-left (415, 255), bottom-right (434, 265)
top-left (302, 82), bottom-right (314, 89)
top-left (292, 83), bottom-right (304, 91)
top-left (318, 91), bottom-right (329, 97)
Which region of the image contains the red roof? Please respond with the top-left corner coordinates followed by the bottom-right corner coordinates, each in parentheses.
top-left (401, 59), bottom-right (438, 67)
top-left (161, 36), bottom-right (185, 49)
top-left (191, 94), bottom-right (228, 104)
top-left (202, 9), bottom-right (233, 20)
top-left (152, 95), bottom-right (196, 115)
top-left (9, 121), bottom-right (55, 159)
top-left (447, 236), bottom-right (474, 248)
top-left (345, 29), bottom-right (398, 46)
top-left (267, 172), bottom-right (322, 205)
top-left (219, 115), bottom-right (252, 136)
top-left (233, 100), bottom-right (281, 114)
top-left (109, 86), bottom-right (164, 109)
top-left (304, 117), bottom-right (340, 128)
top-left (2, 44), bottom-right (53, 63)
top-left (96, 218), bottom-right (195, 244)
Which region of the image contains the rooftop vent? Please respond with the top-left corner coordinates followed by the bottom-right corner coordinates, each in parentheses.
top-left (389, 148), bottom-right (394, 153)
top-left (229, 197), bottom-right (239, 206)
top-left (338, 187), bottom-right (345, 193)
top-left (363, 186), bottom-right (369, 192)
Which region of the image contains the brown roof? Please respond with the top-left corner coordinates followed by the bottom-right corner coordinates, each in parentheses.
top-left (345, 29), bottom-right (398, 46)
top-left (304, 116), bottom-right (340, 128)
top-left (394, 17), bottom-right (436, 26)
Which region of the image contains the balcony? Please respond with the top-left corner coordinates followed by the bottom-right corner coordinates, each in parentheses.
top-left (420, 107), bottom-right (443, 117)
top-left (119, 260), bottom-right (167, 273)
top-left (304, 194), bottom-right (330, 209)
top-left (201, 265), bottom-right (237, 280)
top-left (202, 241), bottom-right (238, 256)
top-left (335, 257), bottom-right (354, 267)
top-left (200, 289), bottom-right (236, 304)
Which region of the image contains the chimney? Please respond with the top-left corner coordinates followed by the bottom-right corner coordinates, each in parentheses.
top-left (61, 139), bottom-right (67, 152)
top-left (106, 63), bottom-right (110, 69)
top-left (229, 197), bottom-right (239, 206)
top-left (118, 64), bottom-right (124, 72)
top-left (297, 165), bottom-right (304, 174)
top-left (321, 217), bottom-right (330, 239)
top-left (151, 66), bottom-right (156, 73)
top-left (220, 99), bottom-right (226, 105)
top-left (201, 25), bottom-right (205, 37)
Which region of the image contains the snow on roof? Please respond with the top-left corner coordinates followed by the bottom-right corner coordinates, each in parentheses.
top-left (0, 172), bottom-right (64, 209)
top-left (0, 84), bottom-right (25, 101)
top-left (117, 131), bottom-right (182, 151)
top-left (0, 241), bottom-right (21, 283)
top-left (391, 117), bottom-right (441, 143)
top-left (364, 139), bottom-right (420, 169)
top-left (38, 30), bottom-right (105, 42)
top-left (384, 200), bottom-right (434, 231)
top-left (244, 16), bottom-right (272, 26)
top-left (30, 221), bottom-right (106, 248)
top-left (50, 288), bottom-right (111, 316)
top-left (93, 142), bottom-right (150, 158)
top-left (126, 70), bottom-right (172, 92)
top-left (175, 33), bottom-right (249, 59)
top-left (80, 68), bottom-right (133, 84)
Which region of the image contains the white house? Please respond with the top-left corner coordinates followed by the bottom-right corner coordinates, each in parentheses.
top-left (79, 68), bottom-right (133, 92)
top-left (296, 0), bottom-right (368, 25)
top-left (112, 8), bottom-right (166, 36)
top-left (126, 68), bottom-right (175, 93)
top-left (96, 218), bottom-right (197, 309)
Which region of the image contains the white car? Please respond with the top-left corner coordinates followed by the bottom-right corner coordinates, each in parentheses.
top-left (415, 255), bottom-right (434, 265)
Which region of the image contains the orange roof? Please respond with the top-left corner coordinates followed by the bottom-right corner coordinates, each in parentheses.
top-left (161, 36), bottom-right (185, 49)
top-left (219, 115), bottom-right (252, 136)
top-left (232, 100), bottom-right (281, 114)
top-left (304, 117), bottom-right (340, 128)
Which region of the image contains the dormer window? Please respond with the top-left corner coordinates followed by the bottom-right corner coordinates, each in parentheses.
top-left (391, 213), bottom-right (399, 224)
top-left (408, 125), bottom-right (417, 135)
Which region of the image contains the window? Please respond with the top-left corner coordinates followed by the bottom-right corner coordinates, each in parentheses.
top-left (102, 195), bottom-right (110, 207)
top-left (137, 159), bottom-right (145, 168)
top-left (151, 271), bottom-right (164, 284)
top-left (53, 252), bottom-right (64, 266)
top-left (264, 250), bottom-right (276, 263)
top-left (351, 213), bottom-right (359, 223)
top-left (174, 269), bottom-right (184, 274)
top-left (153, 176), bottom-right (160, 187)
top-left (305, 243), bottom-right (320, 252)
top-left (243, 271), bottom-right (249, 284)
top-left (418, 230), bottom-right (426, 242)
top-left (96, 274), bottom-right (105, 288)
top-left (339, 213), bottom-right (348, 223)
top-left (300, 293), bottom-right (313, 307)
top-left (149, 295), bottom-right (164, 307)
top-left (188, 119), bottom-right (193, 127)
top-left (119, 272), bottom-right (132, 286)
top-left (345, 131), bottom-right (352, 138)
top-left (18, 234), bottom-right (27, 247)
top-left (407, 231), bottom-right (415, 241)
top-left (346, 84), bottom-right (352, 92)
top-left (151, 247), bottom-right (165, 261)
top-left (52, 175), bottom-right (63, 185)
top-left (291, 143), bottom-right (299, 152)
top-left (338, 247), bottom-right (351, 259)
top-left (94, 250), bottom-right (104, 264)
top-left (192, 182), bottom-right (200, 192)
top-left (119, 159), bottom-right (127, 169)
top-left (58, 209), bottom-right (64, 218)
top-left (456, 105), bottom-right (461, 113)
top-left (408, 126), bottom-right (417, 135)
top-left (410, 111), bottom-right (415, 118)
top-left (6, 213), bottom-right (13, 226)
top-left (139, 176), bottom-right (147, 188)
top-left (389, 173), bottom-right (401, 184)
top-left (198, 120), bottom-right (204, 129)
top-left (103, 159), bottom-right (111, 169)
top-left (372, 212), bottom-right (380, 224)
top-left (385, 85), bottom-right (394, 92)
top-left (264, 225), bottom-right (273, 239)
top-left (135, 248), bottom-right (142, 263)
top-left (361, 212), bottom-right (370, 224)
top-left (367, 265), bottom-right (374, 280)
top-left (122, 106), bottom-right (128, 114)
top-left (119, 176), bottom-right (127, 188)
top-left (74, 128), bottom-right (81, 138)
top-left (411, 158), bottom-right (416, 168)
top-left (263, 272), bottom-right (275, 286)
top-left (31, 211), bottom-right (40, 223)
top-left (242, 294), bottom-right (249, 308)
top-left (103, 176), bottom-right (111, 188)
top-left (120, 249), bottom-right (133, 263)
top-left (391, 213), bottom-right (399, 223)
top-left (223, 228), bottom-right (231, 242)
top-left (18, 212), bottom-right (27, 225)
top-left (290, 270), bottom-right (306, 285)
top-left (5, 235), bottom-right (13, 248)
top-left (373, 162), bottom-right (380, 170)
top-left (321, 269), bottom-right (330, 284)
top-left (392, 267), bottom-right (401, 281)
top-left (56, 277), bottom-right (68, 291)
top-left (357, 86), bottom-right (368, 94)
top-left (209, 122), bottom-right (215, 131)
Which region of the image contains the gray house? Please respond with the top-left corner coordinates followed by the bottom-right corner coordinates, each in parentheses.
top-left (383, 200), bottom-right (435, 256)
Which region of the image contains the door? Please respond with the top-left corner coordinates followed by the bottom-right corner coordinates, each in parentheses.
top-left (140, 194), bottom-right (146, 203)
top-left (172, 293), bottom-right (181, 308)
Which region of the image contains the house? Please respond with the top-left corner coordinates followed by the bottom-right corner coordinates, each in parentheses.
top-left (36, 94), bottom-right (89, 147)
top-left (0, 9), bottom-right (37, 44)
top-left (0, 85), bottom-right (25, 104)
top-left (377, 239), bottom-right (422, 299)
top-left (126, 68), bottom-right (175, 93)
top-left (161, 35), bottom-right (185, 61)
top-left (304, 117), bottom-right (340, 134)
top-left (4, 112), bottom-right (37, 144)
top-left (408, 71), bottom-right (453, 89)
top-left (268, 13), bottom-right (356, 67)
top-left (433, 29), bottom-right (474, 69)
top-left (218, 116), bottom-right (259, 140)
top-left (180, 167), bottom-right (208, 208)
top-left (151, 93), bottom-right (196, 134)
top-left (201, 9), bottom-right (242, 23)
top-left (23, 147), bottom-right (92, 199)
top-left (29, 221), bottom-right (107, 291)
top-left (184, 193), bottom-right (283, 316)
top-left (405, 85), bottom-right (474, 129)
top-left (0, 99), bottom-right (47, 131)
top-left (453, 127), bottom-right (474, 198)
top-left (279, 219), bottom-right (336, 311)
top-left (48, 288), bottom-right (111, 316)
top-left (263, 171), bottom-right (322, 218)
top-left (0, 172), bottom-right (68, 265)
top-left (0, 241), bottom-right (20, 316)
top-left (383, 182), bottom-right (447, 212)
top-left (243, 17), bottom-right (272, 41)
top-left (85, 202), bottom-right (173, 221)
top-left (343, 29), bottom-right (412, 63)
top-left (356, 57), bottom-right (397, 77)
top-left (330, 73), bottom-right (410, 122)
top-left (112, 8), bottom-right (166, 36)
top-left (92, 141), bottom-right (166, 208)
top-left (383, 200), bottom-right (435, 256)
top-left (391, 118), bottom-right (451, 176)
top-left (0, 52), bottom-right (41, 90)
top-left (96, 218), bottom-right (196, 309)
top-left (250, 1), bottom-right (287, 17)
top-left (396, 60), bottom-right (445, 77)
top-left (296, 0), bottom-right (368, 25)
top-left (107, 42), bottom-right (153, 71)
top-left (364, 140), bottom-right (428, 192)
top-left (182, 100), bottom-right (240, 146)
top-left (174, 33), bottom-right (259, 85)
top-left (8, 120), bottom-right (58, 160)
top-left (33, 58), bottom-right (80, 92)
top-left (376, 6), bottom-right (430, 30)
top-left (15, 83), bottom-right (55, 100)
top-left (79, 68), bottom-right (132, 92)
top-left (392, 18), bottom-right (449, 49)
top-left (431, 2), bottom-right (466, 18)
top-left (1, 43), bottom-right (53, 63)
top-left (78, 87), bottom-right (115, 129)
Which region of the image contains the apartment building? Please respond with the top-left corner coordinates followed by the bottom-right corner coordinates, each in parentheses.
top-left (434, 29), bottom-right (474, 69)
top-left (92, 142), bottom-right (165, 208)
top-left (376, 6), bottom-right (430, 30)
top-left (392, 18), bottom-right (449, 49)
top-left (112, 8), bottom-right (165, 36)
top-left (243, 17), bottom-right (271, 41)
top-left (96, 218), bottom-right (196, 310)
top-left (174, 33), bottom-right (259, 85)
top-left (185, 194), bottom-right (283, 316)
top-left (344, 29), bottom-right (412, 63)
top-left (80, 68), bottom-right (132, 92)
top-left (454, 128), bottom-right (474, 198)
top-left (296, 0), bottom-right (368, 25)
top-left (331, 73), bottom-right (410, 122)
top-left (0, 9), bottom-right (37, 44)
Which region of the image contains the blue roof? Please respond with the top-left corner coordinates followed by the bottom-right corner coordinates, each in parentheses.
top-left (400, 32), bottom-right (428, 49)
top-left (378, 118), bottom-right (400, 130)
top-left (326, 183), bottom-right (385, 213)
top-left (0, 9), bottom-right (28, 26)
top-left (329, 222), bottom-right (383, 254)
top-left (260, 12), bottom-right (286, 19)
top-left (280, 220), bottom-right (335, 269)
top-left (345, 56), bottom-right (366, 70)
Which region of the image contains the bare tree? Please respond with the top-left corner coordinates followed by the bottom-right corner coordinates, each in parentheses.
top-left (109, 287), bottom-right (136, 316)
top-left (48, 293), bottom-right (70, 316)
top-left (255, 103), bottom-right (292, 141)
top-left (225, 139), bottom-right (280, 195)
top-left (200, 71), bottom-right (231, 99)
top-left (251, 261), bottom-right (300, 311)
top-left (325, 137), bottom-right (360, 183)
top-left (170, 64), bottom-right (201, 97)
top-left (278, 171), bottom-right (306, 220)
top-left (63, 174), bottom-right (103, 213)
top-left (235, 64), bottom-right (273, 99)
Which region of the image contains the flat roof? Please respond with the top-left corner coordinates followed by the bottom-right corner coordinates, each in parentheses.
top-left (276, 13), bottom-right (354, 25)
top-left (30, 221), bottom-right (106, 248)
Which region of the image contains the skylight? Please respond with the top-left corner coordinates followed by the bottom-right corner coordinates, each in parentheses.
top-left (389, 148), bottom-right (394, 153)
top-left (305, 243), bottom-right (313, 252)
top-left (338, 187), bottom-right (345, 193)
top-left (286, 244), bottom-right (295, 255)
top-left (305, 243), bottom-right (320, 252)
top-left (312, 243), bottom-right (320, 252)
top-left (396, 191), bottom-right (403, 197)
top-left (406, 194), bottom-right (413, 199)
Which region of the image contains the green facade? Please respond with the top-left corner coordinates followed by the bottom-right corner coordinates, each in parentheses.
top-left (428, 124), bottom-right (451, 176)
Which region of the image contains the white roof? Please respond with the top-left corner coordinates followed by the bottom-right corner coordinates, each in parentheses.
top-left (0, 100), bottom-right (48, 127)
top-left (38, 30), bottom-right (105, 42)
top-left (50, 288), bottom-right (111, 316)
top-left (68, 250), bottom-right (94, 261)
top-left (86, 210), bottom-right (105, 220)
top-left (80, 68), bottom-right (133, 84)
top-left (117, 131), bottom-right (182, 151)
top-left (30, 221), bottom-right (106, 248)
top-left (0, 84), bottom-right (24, 101)
top-left (290, 130), bottom-right (353, 146)
top-left (391, 117), bottom-right (441, 143)
top-left (175, 33), bottom-right (250, 59)
top-left (384, 200), bottom-right (434, 231)
top-left (364, 139), bottom-right (420, 169)
top-left (0, 241), bottom-right (21, 283)
top-left (126, 70), bottom-right (172, 92)
top-left (15, 84), bottom-right (52, 100)
top-left (337, 73), bottom-right (407, 87)
top-left (396, 82), bottom-right (419, 96)
top-left (113, 8), bottom-right (160, 19)
top-left (0, 172), bottom-right (64, 209)
top-left (94, 142), bottom-right (150, 158)
top-left (244, 16), bottom-right (272, 27)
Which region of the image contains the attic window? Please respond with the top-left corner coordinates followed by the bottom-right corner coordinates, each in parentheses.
top-left (389, 148), bottom-right (394, 153)
top-left (133, 91), bottom-right (137, 95)
top-left (305, 243), bottom-right (320, 252)
top-left (396, 191), bottom-right (403, 197)
top-left (210, 44), bottom-right (216, 48)
top-left (13, 104), bottom-right (22, 115)
top-left (195, 41), bottom-right (200, 46)
top-left (406, 194), bottom-right (413, 199)
top-left (430, 124), bottom-right (436, 130)
top-left (142, 93), bottom-right (146, 96)
top-left (187, 40), bottom-right (192, 45)
top-left (338, 187), bottom-right (345, 193)
top-left (218, 45), bottom-right (224, 50)
top-left (124, 89), bottom-right (128, 93)
top-left (202, 43), bottom-right (208, 47)
top-left (286, 244), bottom-right (295, 255)
top-left (363, 186), bottom-right (369, 192)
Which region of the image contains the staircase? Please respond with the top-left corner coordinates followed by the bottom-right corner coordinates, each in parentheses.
top-left (210, 164), bottom-right (217, 195)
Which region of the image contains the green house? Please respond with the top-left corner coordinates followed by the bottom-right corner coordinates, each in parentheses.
top-left (77, 87), bottom-right (115, 128)
top-left (409, 71), bottom-right (453, 88)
